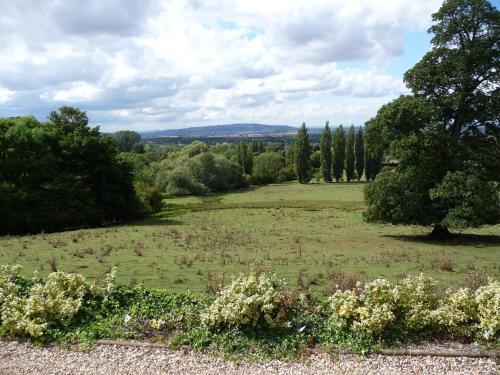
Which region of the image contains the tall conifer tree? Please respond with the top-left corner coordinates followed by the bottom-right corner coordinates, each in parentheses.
top-left (294, 123), bottom-right (312, 184)
top-left (345, 125), bottom-right (355, 182)
top-left (319, 121), bottom-right (333, 182)
top-left (355, 127), bottom-right (364, 181)
top-left (332, 125), bottom-right (346, 182)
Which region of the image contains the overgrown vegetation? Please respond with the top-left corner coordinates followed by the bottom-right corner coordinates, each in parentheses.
top-left (1, 183), bottom-right (498, 291)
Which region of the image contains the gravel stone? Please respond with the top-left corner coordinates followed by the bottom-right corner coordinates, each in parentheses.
top-left (0, 341), bottom-right (497, 375)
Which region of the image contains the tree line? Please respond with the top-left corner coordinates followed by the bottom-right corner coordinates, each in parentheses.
top-left (292, 122), bottom-right (381, 184)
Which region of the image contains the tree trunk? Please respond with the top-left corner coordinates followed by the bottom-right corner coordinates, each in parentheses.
top-left (431, 224), bottom-right (451, 239)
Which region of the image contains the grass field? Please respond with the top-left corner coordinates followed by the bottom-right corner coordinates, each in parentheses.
top-left (1, 182), bottom-right (499, 293)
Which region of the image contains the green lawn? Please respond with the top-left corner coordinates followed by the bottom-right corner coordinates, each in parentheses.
top-left (1, 182), bottom-right (498, 293)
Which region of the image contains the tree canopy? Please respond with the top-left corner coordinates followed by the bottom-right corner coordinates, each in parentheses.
top-left (364, 0), bottom-right (500, 236)
top-left (0, 108), bottom-right (142, 234)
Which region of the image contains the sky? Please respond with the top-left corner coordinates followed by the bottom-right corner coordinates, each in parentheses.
top-left (0, 0), bottom-right (497, 131)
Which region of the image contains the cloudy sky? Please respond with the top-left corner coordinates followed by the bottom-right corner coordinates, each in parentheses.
top-left (1, 0), bottom-right (496, 131)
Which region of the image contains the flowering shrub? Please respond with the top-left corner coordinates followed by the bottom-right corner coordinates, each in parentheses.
top-left (328, 275), bottom-right (499, 341)
top-left (393, 274), bottom-right (439, 330)
top-left (202, 273), bottom-right (290, 328)
top-left (0, 265), bottom-right (90, 337)
top-left (475, 280), bottom-right (500, 340)
top-left (433, 288), bottom-right (477, 336)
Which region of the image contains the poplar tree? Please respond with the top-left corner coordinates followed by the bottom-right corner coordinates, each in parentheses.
top-left (355, 127), bottom-right (364, 181)
top-left (332, 125), bottom-right (346, 182)
top-left (294, 123), bottom-right (312, 184)
top-left (319, 121), bottom-right (333, 182)
top-left (245, 143), bottom-right (253, 174)
top-left (345, 125), bottom-right (355, 182)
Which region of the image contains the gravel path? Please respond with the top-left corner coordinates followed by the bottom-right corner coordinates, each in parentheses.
top-left (0, 340), bottom-right (498, 375)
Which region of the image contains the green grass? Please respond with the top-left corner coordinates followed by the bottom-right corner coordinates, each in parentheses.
top-left (1, 182), bottom-right (499, 292)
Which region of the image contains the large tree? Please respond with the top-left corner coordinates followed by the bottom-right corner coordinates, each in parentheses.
top-left (355, 127), bottom-right (364, 181)
top-left (345, 125), bottom-right (356, 182)
top-left (319, 121), bottom-right (333, 182)
top-left (294, 123), bottom-right (312, 184)
top-left (332, 125), bottom-right (346, 182)
top-left (113, 130), bottom-right (143, 153)
top-left (364, 0), bottom-right (500, 237)
top-left (0, 107), bottom-right (142, 234)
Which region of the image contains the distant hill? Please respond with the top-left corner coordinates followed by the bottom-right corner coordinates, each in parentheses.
top-left (140, 123), bottom-right (298, 138)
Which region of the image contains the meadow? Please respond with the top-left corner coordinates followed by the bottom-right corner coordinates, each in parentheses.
top-left (1, 182), bottom-right (499, 293)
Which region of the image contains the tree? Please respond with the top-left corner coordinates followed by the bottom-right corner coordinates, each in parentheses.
top-left (0, 108), bottom-right (142, 234)
top-left (319, 121), bottom-right (333, 182)
top-left (364, 0), bottom-right (500, 236)
top-left (294, 123), bottom-right (312, 184)
top-left (355, 127), bottom-right (364, 181)
top-left (284, 143), bottom-right (295, 166)
top-left (253, 152), bottom-right (284, 184)
top-left (345, 125), bottom-right (355, 182)
top-left (404, 0), bottom-right (499, 146)
top-left (332, 125), bottom-right (346, 182)
top-left (236, 142), bottom-right (254, 175)
top-left (113, 130), bottom-right (143, 153)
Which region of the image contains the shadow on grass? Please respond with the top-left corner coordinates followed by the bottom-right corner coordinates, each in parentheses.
top-left (384, 233), bottom-right (500, 248)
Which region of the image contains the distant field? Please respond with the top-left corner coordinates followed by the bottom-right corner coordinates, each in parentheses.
top-left (1, 182), bottom-right (499, 293)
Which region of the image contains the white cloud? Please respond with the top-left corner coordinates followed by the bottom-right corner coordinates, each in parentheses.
top-left (0, 0), bottom-right (442, 130)
top-left (51, 82), bottom-right (102, 102)
top-left (0, 88), bottom-right (14, 103)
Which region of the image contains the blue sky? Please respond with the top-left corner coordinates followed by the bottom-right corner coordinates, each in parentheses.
top-left (0, 0), bottom-right (496, 131)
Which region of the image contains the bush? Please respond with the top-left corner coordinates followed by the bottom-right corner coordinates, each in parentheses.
top-left (0, 265), bottom-right (89, 337)
top-left (328, 275), bottom-right (500, 342)
top-left (202, 273), bottom-right (291, 328)
top-left (135, 181), bottom-right (163, 214)
top-left (277, 164), bottom-right (296, 183)
top-left (475, 280), bottom-right (500, 340)
top-left (166, 152), bottom-right (244, 195)
top-left (252, 152), bottom-right (284, 184)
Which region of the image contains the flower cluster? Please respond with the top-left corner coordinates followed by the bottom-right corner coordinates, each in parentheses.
top-left (202, 273), bottom-right (289, 328)
top-left (328, 274), bottom-right (499, 340)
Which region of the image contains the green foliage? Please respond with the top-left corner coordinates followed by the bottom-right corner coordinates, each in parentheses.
top-left (252, 152), bottom-right (284, 184)
top-left (332, 126), bottom-right (346, 182)
top-left (0, 108), bottom-right (141, 234)
top-left (310, 150), bottom-right (321, 169)
top-left (355, 127), bottom-right (364, 181)
top-left (319, 122), bottom-right (333, 182)
top-left (236, 142), bottom-right (253, 175)
top-left (430, 171), bottom-right (500, 230)
top-left (112, 131), bottom-right (143, 153)
top-left (364, 168), bottom-right (435, 225)
top-left (294, 123), bottom-right (312, 184)
top-left (134, 181), bottom-right (163, 214)
top-left (202, 273), bottom-right (290, 328)
top-left (167, 152), bottom-right (244, 195)
top-left (364, 0), bottom-right (500, 232)
top-left (277, 164), bottom-right (296, 183)
top-left (345, 126), bottom-right (356, 182)
top-left (284, 143), bottom-right (295, 166)
top-left (404, 0), bottom-right (499, 144)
